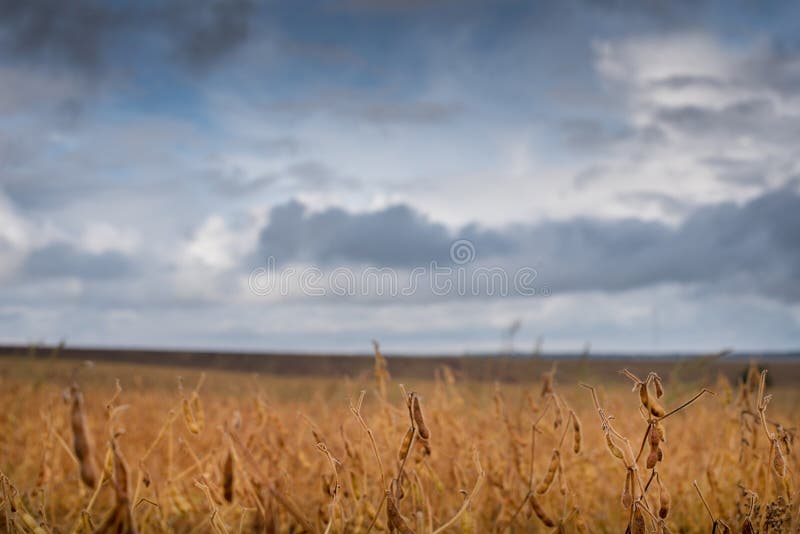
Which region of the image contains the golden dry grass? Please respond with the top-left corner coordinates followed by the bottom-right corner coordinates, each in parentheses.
top-left (0, 352), bottom-right (797, 533)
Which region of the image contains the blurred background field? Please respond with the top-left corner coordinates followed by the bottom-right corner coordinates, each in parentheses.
top-left (3, 343), bottom-right (800, 388)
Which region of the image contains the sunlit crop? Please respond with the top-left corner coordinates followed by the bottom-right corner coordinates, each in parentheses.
top-left (0, 348), bottom-right (796, 533)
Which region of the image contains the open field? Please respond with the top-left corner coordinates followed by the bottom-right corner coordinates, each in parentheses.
top-left (1, 351), bottom-right (798, 533)
top-left (3, 344), bottom-right (800, 387)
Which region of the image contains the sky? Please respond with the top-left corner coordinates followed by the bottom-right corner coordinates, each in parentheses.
top-left (1, 0), bottom-right (799, 354)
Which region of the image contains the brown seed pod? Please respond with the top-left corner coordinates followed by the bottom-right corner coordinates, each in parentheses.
top-left (631, 505), bottom-right (646, 534)
top-left (321, 473), bottom-right (334, 497)
top-left (571, 411), bottom-right (582, 454)
top-left (654, 376), bottom-right (664, 398)
top-left (621, 470), bottom-right (633, 509)
top-left (558, 455), bottom-right (568, 496)
top-left (658, 483), bottom-right (670, 519)
top-left (650, 425), bottom-right (661, 448)
top-left (640, 383), bottom-right (666, 417)
top-left (535, 449), bottom-right (560, 494)
top-left (169, 482), bottom-right (191, 514)
top-left (778, 427), bottom-right (792, 455)
top-left (528, 494), bottom-right (556, 528)
top-left (110, 439), bottom-right (130, 501)
top-left (182, 398), bottom-right (200, 434)
top-left (223, 449), bottom-right (234, 503)
top-left (20, 509), bottom-right (41, 533)
top-left (412, 395), bottom-right (430, 440)
top-left (350, 471), bottom-right (361, 499)
top-left (92, 439), bottom-right (139, 534)
top-left (70, 383), bottom-right (99, 488)
top-left (655, 422), bottom-right (666, 443)
top-left (742, 518), bottom-right (755, 534)
top-left (606, 434), bottom-right (625, 460)
top-left (460, 506), bottom-right (475, 534)
top-left (649, 398), bottom-right (666, 417)
top-left (552, 395), bottom-right (563, 430)
top-left (773, 439), bottom-right (786, 477)
top-left (647, 448), bottom-right (659, 469)
top-left (639, 383), bottom-right (651, 411)
top-left (190, 394), bottom-right (204, 431)
top-left (415, 437), bottom-right (431, 460)
top-left (651, 404), bottom-right (666, 418)
top-left (386, 492), bottom-right (415, 534)
top-left (540, 372), bottom-right (553, 397)
top-left (398, 426), bottom-right (414, 461)
top-left (394, 476), bottom-right (405, 501)
top-left (101, 447), bottom-right (114, 483)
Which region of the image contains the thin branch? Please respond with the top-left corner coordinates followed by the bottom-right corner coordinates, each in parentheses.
top-left (659, 389), bottom-right (715, 421)
top-left (635, 425), bottom-right (652, 463)
top-left (432, 448), bottom-right (485, 534)
top-left (693, 480), bottom-right (716, 523)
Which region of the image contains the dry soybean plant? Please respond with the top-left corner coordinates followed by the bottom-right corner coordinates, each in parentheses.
top-left (581, 370), bottom-right (713, 533)
top-left (502, 364), bottom-right (588, 533)
top-left (0, 356), bottom-right (798, 533)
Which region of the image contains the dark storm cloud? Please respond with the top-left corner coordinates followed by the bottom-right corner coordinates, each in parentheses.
top-left (256, 201), bottom-right (515, 267)
top-left (0, 0), bottom-right (258, 72)
top-left (255, 187), bottom-right (800, 301)
top-left (168, 0), bottom-right (258, 69)
top-left (257, 201), bottom-right (454, 266)
top-left (0, 0), bottom-right (120, 70)
top-left (0, 0), bottom-right (722, 78)
top-left (575, 0), bottom-right (715, 29)
top-left (23, 242), bottom-right (134, 280)
top-left (513, 188), bottom-right (800, 301)
top-left (341, 0), bottom-right (707, 23)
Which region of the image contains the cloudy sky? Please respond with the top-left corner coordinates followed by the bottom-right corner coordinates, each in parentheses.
top-left (1, 0), bottom-right (799, 354)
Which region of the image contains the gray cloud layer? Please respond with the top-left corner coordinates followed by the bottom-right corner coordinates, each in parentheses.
top-left (0, 0), bottom-right (734, 78)
top-left (521, 188), bottom-right (799, 300)
top-left (0, 0), bottom-right (257, 71)
top-left (23, 242), bottom-right (134, 280)
top-left (259, 201), bottom-right (454, 267)
top-left (255, 187), bottom-right (800, 301)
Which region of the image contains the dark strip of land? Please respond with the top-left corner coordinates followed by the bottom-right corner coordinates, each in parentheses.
top-left (1, 344), bottom-right (798, 386)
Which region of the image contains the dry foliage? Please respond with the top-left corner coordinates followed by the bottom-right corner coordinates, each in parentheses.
top-left (0, 354), bottom-right (797, 533)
